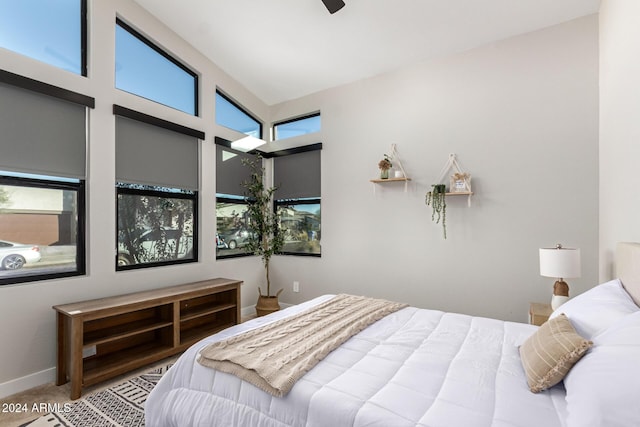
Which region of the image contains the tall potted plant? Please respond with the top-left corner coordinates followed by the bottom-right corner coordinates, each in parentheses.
top-left (241, 156), bottom-right (285, 316)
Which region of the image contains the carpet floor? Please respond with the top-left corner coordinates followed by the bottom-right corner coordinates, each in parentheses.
top-left (5, 361), bottom-right (174, 427)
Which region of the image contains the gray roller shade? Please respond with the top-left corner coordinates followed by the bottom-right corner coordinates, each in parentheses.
top-left (116, 116), bottom-right (199, 190)
top-left (0, 82), bottom-right (86, 178)
top-left (274, 149), bottom-right (321, 200)
top-left (216, 144), bottom-right (257, 197)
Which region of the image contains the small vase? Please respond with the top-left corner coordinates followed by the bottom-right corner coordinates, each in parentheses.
top-left (380, 169), bottom-right (389, 179)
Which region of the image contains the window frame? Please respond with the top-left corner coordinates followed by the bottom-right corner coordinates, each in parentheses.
top-left (80, 0), bottom-right (88, 76)
top-left (116, 185), bottom-right (198, 271)
top-left (115, 18), bottom-right (199, 116)
top-left (274, 198), bottom-right (321, 257)
top-left (215, 196), bottom-right (255, 260)
top-left (215, 89), bottom-right (263, 138)
top-left (0, 174), bottom-right (86, 286)
top-left (268, 143), bottom-right (322, 257)
top-left (0, 0), bottom-right (88, 76)
top-left (272, 112), bottom-right (321, 141)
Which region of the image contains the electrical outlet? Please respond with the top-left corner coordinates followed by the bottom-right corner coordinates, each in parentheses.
top-left (293, 281), bottom-right (300, 293)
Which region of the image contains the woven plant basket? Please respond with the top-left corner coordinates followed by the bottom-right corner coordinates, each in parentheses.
top-left (256, 289), bottom-right (283, 317)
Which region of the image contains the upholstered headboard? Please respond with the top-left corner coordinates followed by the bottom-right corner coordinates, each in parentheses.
top-left (616, 242), bottom-right (640, 307)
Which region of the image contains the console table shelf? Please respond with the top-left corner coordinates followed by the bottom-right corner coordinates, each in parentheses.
top-left (53, 277), bottom-right (241, 399)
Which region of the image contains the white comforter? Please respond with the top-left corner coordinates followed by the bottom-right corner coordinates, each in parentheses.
top-left (146, 295), bottom-right (567, 427)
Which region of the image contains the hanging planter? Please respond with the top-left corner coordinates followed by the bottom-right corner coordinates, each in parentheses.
top-left (426, 184), bottom-right (447, 239)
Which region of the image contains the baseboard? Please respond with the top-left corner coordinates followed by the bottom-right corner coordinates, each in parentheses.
top-left (0, 367), bottom-right (56, 399)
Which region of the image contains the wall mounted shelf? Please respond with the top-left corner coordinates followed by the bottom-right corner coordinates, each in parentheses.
top-left (369, 177), bottom-right (412, 184)
top-left (370, 177), bottom-right (411, 192)
top-left (371, 144), bottom-right (411, 192)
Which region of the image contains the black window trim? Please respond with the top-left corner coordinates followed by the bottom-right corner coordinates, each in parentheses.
top-left (80, 0), bottom-right (88, 76)
top-left (271, 143), bottom-right (322, 257)
top-left (214, 137), bottom-right (259, 260)
top-left (113, 104), bottom-right (205, 140)
top-left (215, 89), bottom-right (263, 139)
top-left (116, 185), bottom-right (198, 271)
top-left (0, 175), bottom-right (86, 286)
top-left (272, 111), bottom-right (320, 128)
top-left (215, 196), bottom-right (255, 260)
top-left (215, 140), bottom-right (322, 259)
top-left (0, 69), bottom-right (95, 108)
top-left (115, 17), bottom-right (199, 116)
top-left (261, 142), bottom-right (323, 158)
top-left (215, 137), bottom-right (322, 159)
top-left (274, 198), bottom-right (321, 258)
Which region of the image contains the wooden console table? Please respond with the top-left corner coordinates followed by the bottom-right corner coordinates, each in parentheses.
top-left (53, 278), bottom-right (241, 399)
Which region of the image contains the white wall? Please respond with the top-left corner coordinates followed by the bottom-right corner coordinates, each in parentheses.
top-left (271, 15), bottom-right (599, 322)
top-left (0, 0), bottom-right (267, 397)
top-left (599, 0), bottom-right (640, 280)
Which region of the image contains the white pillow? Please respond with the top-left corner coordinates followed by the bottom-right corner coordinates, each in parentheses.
top-left (549, 279), bottom-right (639, 339)
top-left (564, 310), bottom-right (640, 427)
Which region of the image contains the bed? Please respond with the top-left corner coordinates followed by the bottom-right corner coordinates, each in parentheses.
top-left (145, 242), bottom-right (640, 427)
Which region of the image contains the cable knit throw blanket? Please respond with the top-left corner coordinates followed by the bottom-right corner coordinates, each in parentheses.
top-left (197, 294), bottom-right (408, 397)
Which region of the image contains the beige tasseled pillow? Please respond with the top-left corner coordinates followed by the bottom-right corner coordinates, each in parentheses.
top-left (519, 313), bottom-right (592, 393)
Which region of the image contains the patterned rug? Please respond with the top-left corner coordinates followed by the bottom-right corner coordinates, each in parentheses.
top-left (25, 363), bottom-right (172, 427)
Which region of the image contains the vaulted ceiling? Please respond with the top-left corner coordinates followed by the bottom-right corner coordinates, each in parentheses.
top-left (134, 0), bottom-right (600, 105)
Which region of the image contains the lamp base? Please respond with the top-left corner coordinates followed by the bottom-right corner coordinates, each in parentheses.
top-left (551, 294), bottom-right (570, 310)
top-left (551, 279), bottom-right (570, 310)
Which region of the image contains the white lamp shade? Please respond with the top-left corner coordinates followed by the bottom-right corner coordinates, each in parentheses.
top-left (539, 247), bottom-right (581, 279)
top-left (231, 135), bottom-right (266, 152)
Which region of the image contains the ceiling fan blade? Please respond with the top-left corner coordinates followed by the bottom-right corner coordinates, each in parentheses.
top-left (322, 0), bottom-right (345, 14)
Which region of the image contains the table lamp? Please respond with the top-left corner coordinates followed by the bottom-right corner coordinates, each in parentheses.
top-left (539, 244), bottom-right (581, 310)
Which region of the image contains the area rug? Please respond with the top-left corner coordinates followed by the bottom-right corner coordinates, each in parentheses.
top-left (24, 362), bottom-right (173, 427)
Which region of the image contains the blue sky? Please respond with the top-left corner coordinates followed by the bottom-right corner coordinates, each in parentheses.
top-left (0, 0), bottom-right (81, 74)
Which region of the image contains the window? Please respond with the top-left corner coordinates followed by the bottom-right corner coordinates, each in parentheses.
top-left (0, 74), bottom-right (93, 285)
top-left (273, 147), bottom-right (322, 256)
top-left (0, 175), bottom-right (85, 285)
top-left (115, 19), bottom-right (197, 115)
top-left (273, 113), bottom-right (321, 141)
top-left (275, 200), bottom-right (321, 255)
top-left (215, 90), bottom-right (262, 138)
top-left (0, 0), bottom-right (87, 75)
top-left (115, 108), bottom-right (202, 270)
top-left (216, 198), bottom-right (252, 256)
top-left (215, 142), bottom-right (257, 258)
top-left (117, 184), bottom-right (196, 268)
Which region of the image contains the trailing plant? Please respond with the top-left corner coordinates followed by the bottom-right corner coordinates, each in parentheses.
top-left (426, 184), bottom-right (447, 239)
top-left (241, 156), bottom-right (285, 297)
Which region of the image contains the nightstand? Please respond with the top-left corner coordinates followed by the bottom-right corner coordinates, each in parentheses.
top-left (529, 302), bottom-right (552, 326)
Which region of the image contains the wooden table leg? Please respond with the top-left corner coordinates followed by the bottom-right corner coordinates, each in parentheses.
top-left (69, 316), bottom-right (83, 400)
top-left (55, 313), bottom-right (68, 386)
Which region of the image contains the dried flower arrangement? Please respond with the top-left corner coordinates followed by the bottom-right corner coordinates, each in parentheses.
top-left (378, 154), bottom-right (393, 179)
